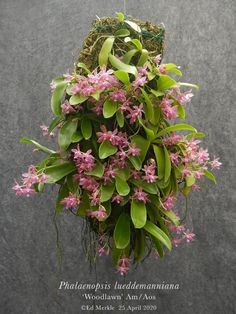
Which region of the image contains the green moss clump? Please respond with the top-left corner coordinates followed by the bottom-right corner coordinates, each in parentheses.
top-left (77, 15), bottom-right (165, 71)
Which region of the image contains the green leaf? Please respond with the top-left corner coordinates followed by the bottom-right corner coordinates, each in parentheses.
top-left (66, 174), bottom-right (78, 193)
top-left (114, 29), bottom-right (130, 37)
top-left (131, 39), bottom-right (142, 50)
top-left (163, 146), bottom-right (171, 182)
top-left (51, 80), bottom-right (67, 116)
top-left (131, 179), bottom-right (158, 194)
top-left (20, 138), bottom-right (56, 154)
top-left (58, 119), bottom-right (78, 150)
top-left (56, 183), bottom-right (69, 213)
top-left (99, 36), bottom-right (115, 67)
top-left (131, 200), bottom-right (147, 228)
top-left (99, 141), bottom-right (118, 159)
top-left (114, 70), bottom-right (130, 85)
top-left (137, 49), bottom-right (149, 66)
top-left (134, 229), bottom-right (145, 262)
top-left (101, 183), bottom-right (115, 202)
top-left (124, 20), bottom-right (141, 33)
top-left (103, 98), bottom-right (117, 118)
top-left (81, 118), bottom-right (92, 140)
top-left (123, 49), bottom-right (138, 64)
top-left (150, 89), bottom-right (164, 98)
top-left (115, 176), bottom-right (130, 196)
top-left (152, 237), bottom-right (164, 258)
top-left (153, 145), bottom-right (165, 180)
top-left (138, 118), bottom-right (155, 140)
top-left (116, 11), bottom-right (125, 22)
top-left (116, 111), bottom-right (124, 127)
top-left (86, 161), bottom-right (104, 177)
top-left (48, 116), bottom-right (63, 133)
top-left (164, 63), bottom-right (182, 76)
top-left (91, 91), bottom-right (101, 101)
top-left (144, 221), bottom-right (172, 251)
top-left (141, 89), bottom-right (155, 124)
top-left (179, 82), bottom-right (199, 90)
top-left (186, 174), bottom-right (196, 187)
top-left (157, 75), bottom-right (177, 91)
top-left (109, 53), bottom-right (138, 77)
top-left (177, 104), bottom-right (186, 119)
top-left (71, 131), bottom-right (83, 143)
top-left (45, 162), bottom-right (76, 183)
top-left (204, 169), bottom-right (217, 184)
top-left (131, 134), bottom-right (150, 163)
top-left (69, 94), bottom-right (88, 105)
top-left (77, 191), bottom-right (90, 217)
top-left (156, 123), bottom-right (197, 138)
top-left (128, 155), bottom-right (142, 170)
top-left (114, 213), bottom-right (130, 249)
top-left (159, 208), bottom-right (180, 226)
top-left (77, 62), bottom-right (91, 74)
top-left (186, 132), bottom-right (205, 139)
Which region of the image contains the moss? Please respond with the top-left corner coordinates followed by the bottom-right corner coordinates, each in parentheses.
top-left (77, 15), bottom-right (165, 71)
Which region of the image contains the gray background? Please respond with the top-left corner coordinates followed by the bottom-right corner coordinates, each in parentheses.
top-left (1, 0), bottom-right (235, 313)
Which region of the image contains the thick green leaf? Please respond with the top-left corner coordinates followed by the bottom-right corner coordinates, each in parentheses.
top-left (128, 155), bottom-right (142, 170)
top-left (71, 131), bottom-right (83, 143)
top-left (81, 118), bottom-right (92, 140)
top-left (152, 236), bottom-right (164, 258)
top-left (134, 229), bottom-right (145, 262)
top-left (114, 213), bottom-right (130, 249)
top-left (77, 191), bottom-right (90, 217)
top-left (20, 138), bottom-right (56, 154)
top-left (58, 119), bottom-right (78, 150)
top-left (131, 200), bottom-right (147, 228)
top-left (114, 70), bottom-right (130, 85)
top-left (131, 39), bottom-right (142, 50)
top-left (115, 176), bottom-right (130, 196)
top-left (186, 174), bottom-right (196, 187)
top-left (124, 20), bottom-right (141, 33)
top-left (69, 94), bottom-right (88, 105)
top-left (114, 29), bottom-right (130, 37)
top-left (165, 63), bottom-right (182, 76)
top-left (116, 111), bottom-right (124, 127)
top-left (56, 183), bottom-right (69, 213)
top-left (156, 123), bottom-right (197, 138)
top-left (48, 116), bottom-right (63, 133)
top-left (204, 169), bottom-right (217, 184)
top-left (144, 221), bottom-right (172, 251)
top-left (159, 208), bottom-right (180, 226)
top-left (186, 132), bottom-right (205, 139)
top-left (77, 62), bottom-right (91, 74)
top-left (131, 134), bottom-right (150, 163)
top-left (116, 169), bottom-right (130, 180)
top-left (138, 118), bottom-right (155, 140)
top-left (45, 162), bottom-right (76, 183)
top-left (157, 75), bottom-right (177, 91)
top-left (103, 98), bottom-right (117, 118)
top-left (99, 36), bottom-right (115, 67)
top-left (116, 12), bottom-right (125, 22)
top-left (177, 104), bottom-right (186, 119)
top-left (179, 82), bottom-right (199, 90)
top-left (99, 141), bottom-right (118, 159)
top-left (131, 179), bottom-right (158, 194)
top-left (86, 161), bottom-right (104, 177)
top-left (137, 49), bottom-right (149, 66)
top-left (150, 89), bottom-right (164, 98)
top-left (141, 88), bottom-right (155, 124)
top-left (153, 145), bottom-right (165, 180)
top-left (101, 183), bottom-right (115, 202)
top-left (163, 146), bottom-right (171, 182)
top-left (51, 80), bottom-right (67, 116)
top-left (109, 53), bottom-right (138, 77)
top-left (123, 49), bottom-right (138, 64)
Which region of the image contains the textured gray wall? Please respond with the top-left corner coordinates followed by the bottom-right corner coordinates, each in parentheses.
top-left (1, 0), bottom-right (235, 313)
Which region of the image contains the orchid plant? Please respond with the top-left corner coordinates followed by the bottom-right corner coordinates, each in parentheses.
top-left (13, 13), bottom-right (221, 276)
